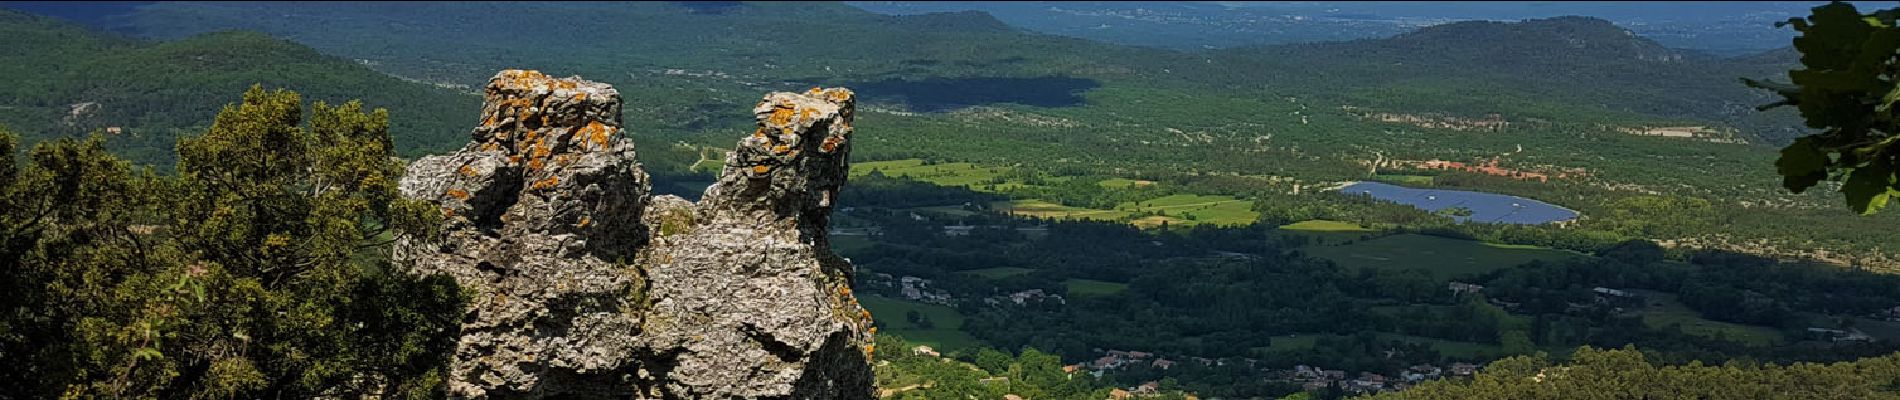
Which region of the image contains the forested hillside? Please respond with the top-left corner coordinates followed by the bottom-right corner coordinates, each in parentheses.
top-left (0, 9), bottom-right (474, 165)
top-left (1359, 346), bottom-right (1900, 399)
top-left (1197, 16), bottom-right (1806, 142)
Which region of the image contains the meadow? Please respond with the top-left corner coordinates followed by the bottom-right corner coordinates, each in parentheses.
top-left (1632, 291), bottom-right (1785, 347)
top-left (1302, 233), bottom-right (1582, 280)
top-left (859, 295), bottom-right (986, 353)
top-left (1064, 278), bottom-right (1131, 296)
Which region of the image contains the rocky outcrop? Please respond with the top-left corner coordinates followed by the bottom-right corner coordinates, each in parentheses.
top-left (395, 70), bottom-right (873, 399)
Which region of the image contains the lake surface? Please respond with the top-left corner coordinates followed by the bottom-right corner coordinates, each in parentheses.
top-left (1337, 181), bottom-right (1578, 224)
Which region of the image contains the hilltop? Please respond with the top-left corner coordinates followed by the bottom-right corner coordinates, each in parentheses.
top-left (0, 9), bottom-right (477, 165)
top-left (1200, 16), bottom-right (1797, 142)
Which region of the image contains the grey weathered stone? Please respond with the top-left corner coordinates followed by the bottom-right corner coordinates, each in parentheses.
top-left (396, 70), bottom-right (872, 399)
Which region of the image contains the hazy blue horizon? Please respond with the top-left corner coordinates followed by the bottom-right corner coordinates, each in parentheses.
top-left (848, 1), bottom-right (1883, 54)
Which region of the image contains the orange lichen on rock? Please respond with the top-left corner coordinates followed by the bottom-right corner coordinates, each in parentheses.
top-left (445, 189), bottom-right (470, 200)
top-left (533, 138), bottom-right (552, 158)
top-left (530, 176), bottom-right (561, 191)
top-left (751, 165), bottom-right (772, 174)
top-left (767, 104), bottom-right (796, 126)
top-left (820, 136), bottom-right (844, 153)
top-left (481, 142), bottom-right (502, 152)
top-left (771, 144), bottom-right (791, 154)
top-left (826, 89), bottom-right (854, 102)
top-left (581, 121), bottom-right (612, 148)
top-left (576, 216), bottom-right (592, 228)
top-left (508, 155), bottom-right (523, 164)
top-left (458, 165), bottom-right (479, 177)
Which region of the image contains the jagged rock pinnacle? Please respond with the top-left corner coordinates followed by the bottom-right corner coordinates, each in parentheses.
top-left (395, 70), bottom-right (872, 399)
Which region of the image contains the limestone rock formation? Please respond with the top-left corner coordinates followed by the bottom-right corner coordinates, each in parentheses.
top-left (395, 70), bottom-right (873, 399)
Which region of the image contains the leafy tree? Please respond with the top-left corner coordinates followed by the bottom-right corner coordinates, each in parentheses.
top-left (1749, 1), bottom-right (1900, 214)
top-left (0, 87), bottom-right (464, 399)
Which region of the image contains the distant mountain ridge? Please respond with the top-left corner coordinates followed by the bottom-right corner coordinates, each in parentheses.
top-left (881, 9), bottom-right (1017, 33)
top-left (1383, 16), bottom-right (1688, 63)
top-left (1197, 15), bottom-right (1803, 143)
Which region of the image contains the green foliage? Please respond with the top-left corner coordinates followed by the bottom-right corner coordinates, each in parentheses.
top-left (0, 87), bottom-right (463, 399)
top-left (1358, 346), bottom-right (1900, 399)
top-left (1750, 2), bottom-right (1900, 214)
top-left (872, 334), bottom-right (1136, 400)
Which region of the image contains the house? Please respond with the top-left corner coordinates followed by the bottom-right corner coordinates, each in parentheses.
top-left (1320, 370), bottom-right (1347, 381)
top-left (1878, 305), bottom-right (1900, 321)
top-left (1810, 327), bottom-right (1876, 343)
top-left (104, 127), bottom-right (123, 135)
top-left (1593, 287), bottom-right (1632, 298)
top-left (1134, 381), bottom-right (1160, 394)
top-left (1450, 363), bottom-right (1478, 376)
top-left (1007, 289), bottom-right (1064, 305)
top-left (1403, 364), bottom-right (1442, 382)
top-left (1448, 282), bottom-right (1484, 295)
top-left (912, 345), bottom-right (939, 357)
top-left (1292, 365), bottom-right (1320, 380)
top-left (1352, 373), bottom-right (1387, 389)
top-left (942, 225), bottom-right (976, 236)
top-left (1152, 359), bottom-right (1176, 370)
top-left (1109, 389), bottom-right (1131, 400)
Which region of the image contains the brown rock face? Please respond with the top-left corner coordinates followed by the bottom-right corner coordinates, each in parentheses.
top-left (396, 70), bottom-right (872, 399)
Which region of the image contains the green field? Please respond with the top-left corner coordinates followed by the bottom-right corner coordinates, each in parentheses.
top-left (1373, 174), bottom-right (1435, 185)
top-left (854, 159), bottom-right (1015, 187)
top-left (1098, 178), bottom-right (1157, 188)
top-left (1278, 219), bottom-right (1371, 232)
top-left (1276, 219), bottom-right (1380, 245)
top-left (993, 199), bottom-right (1133, 221)
top-left (859, 295), bottom-right (984, 353)
top-left (1634, 291), bottom-right (1784, 347)
top-left (964, 267), bottom-right (1035, 279)
top-left (1303, 233), bottom-right (1581, 279)
top-left (860, 159), bottom-right (1258, 229)
top-left (991, 195), bottom-right (1257, 229)
top-left (1114, 194), bottom-right (1259, 227)
top-left (1065, 279), bottom-right (1130, 296)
